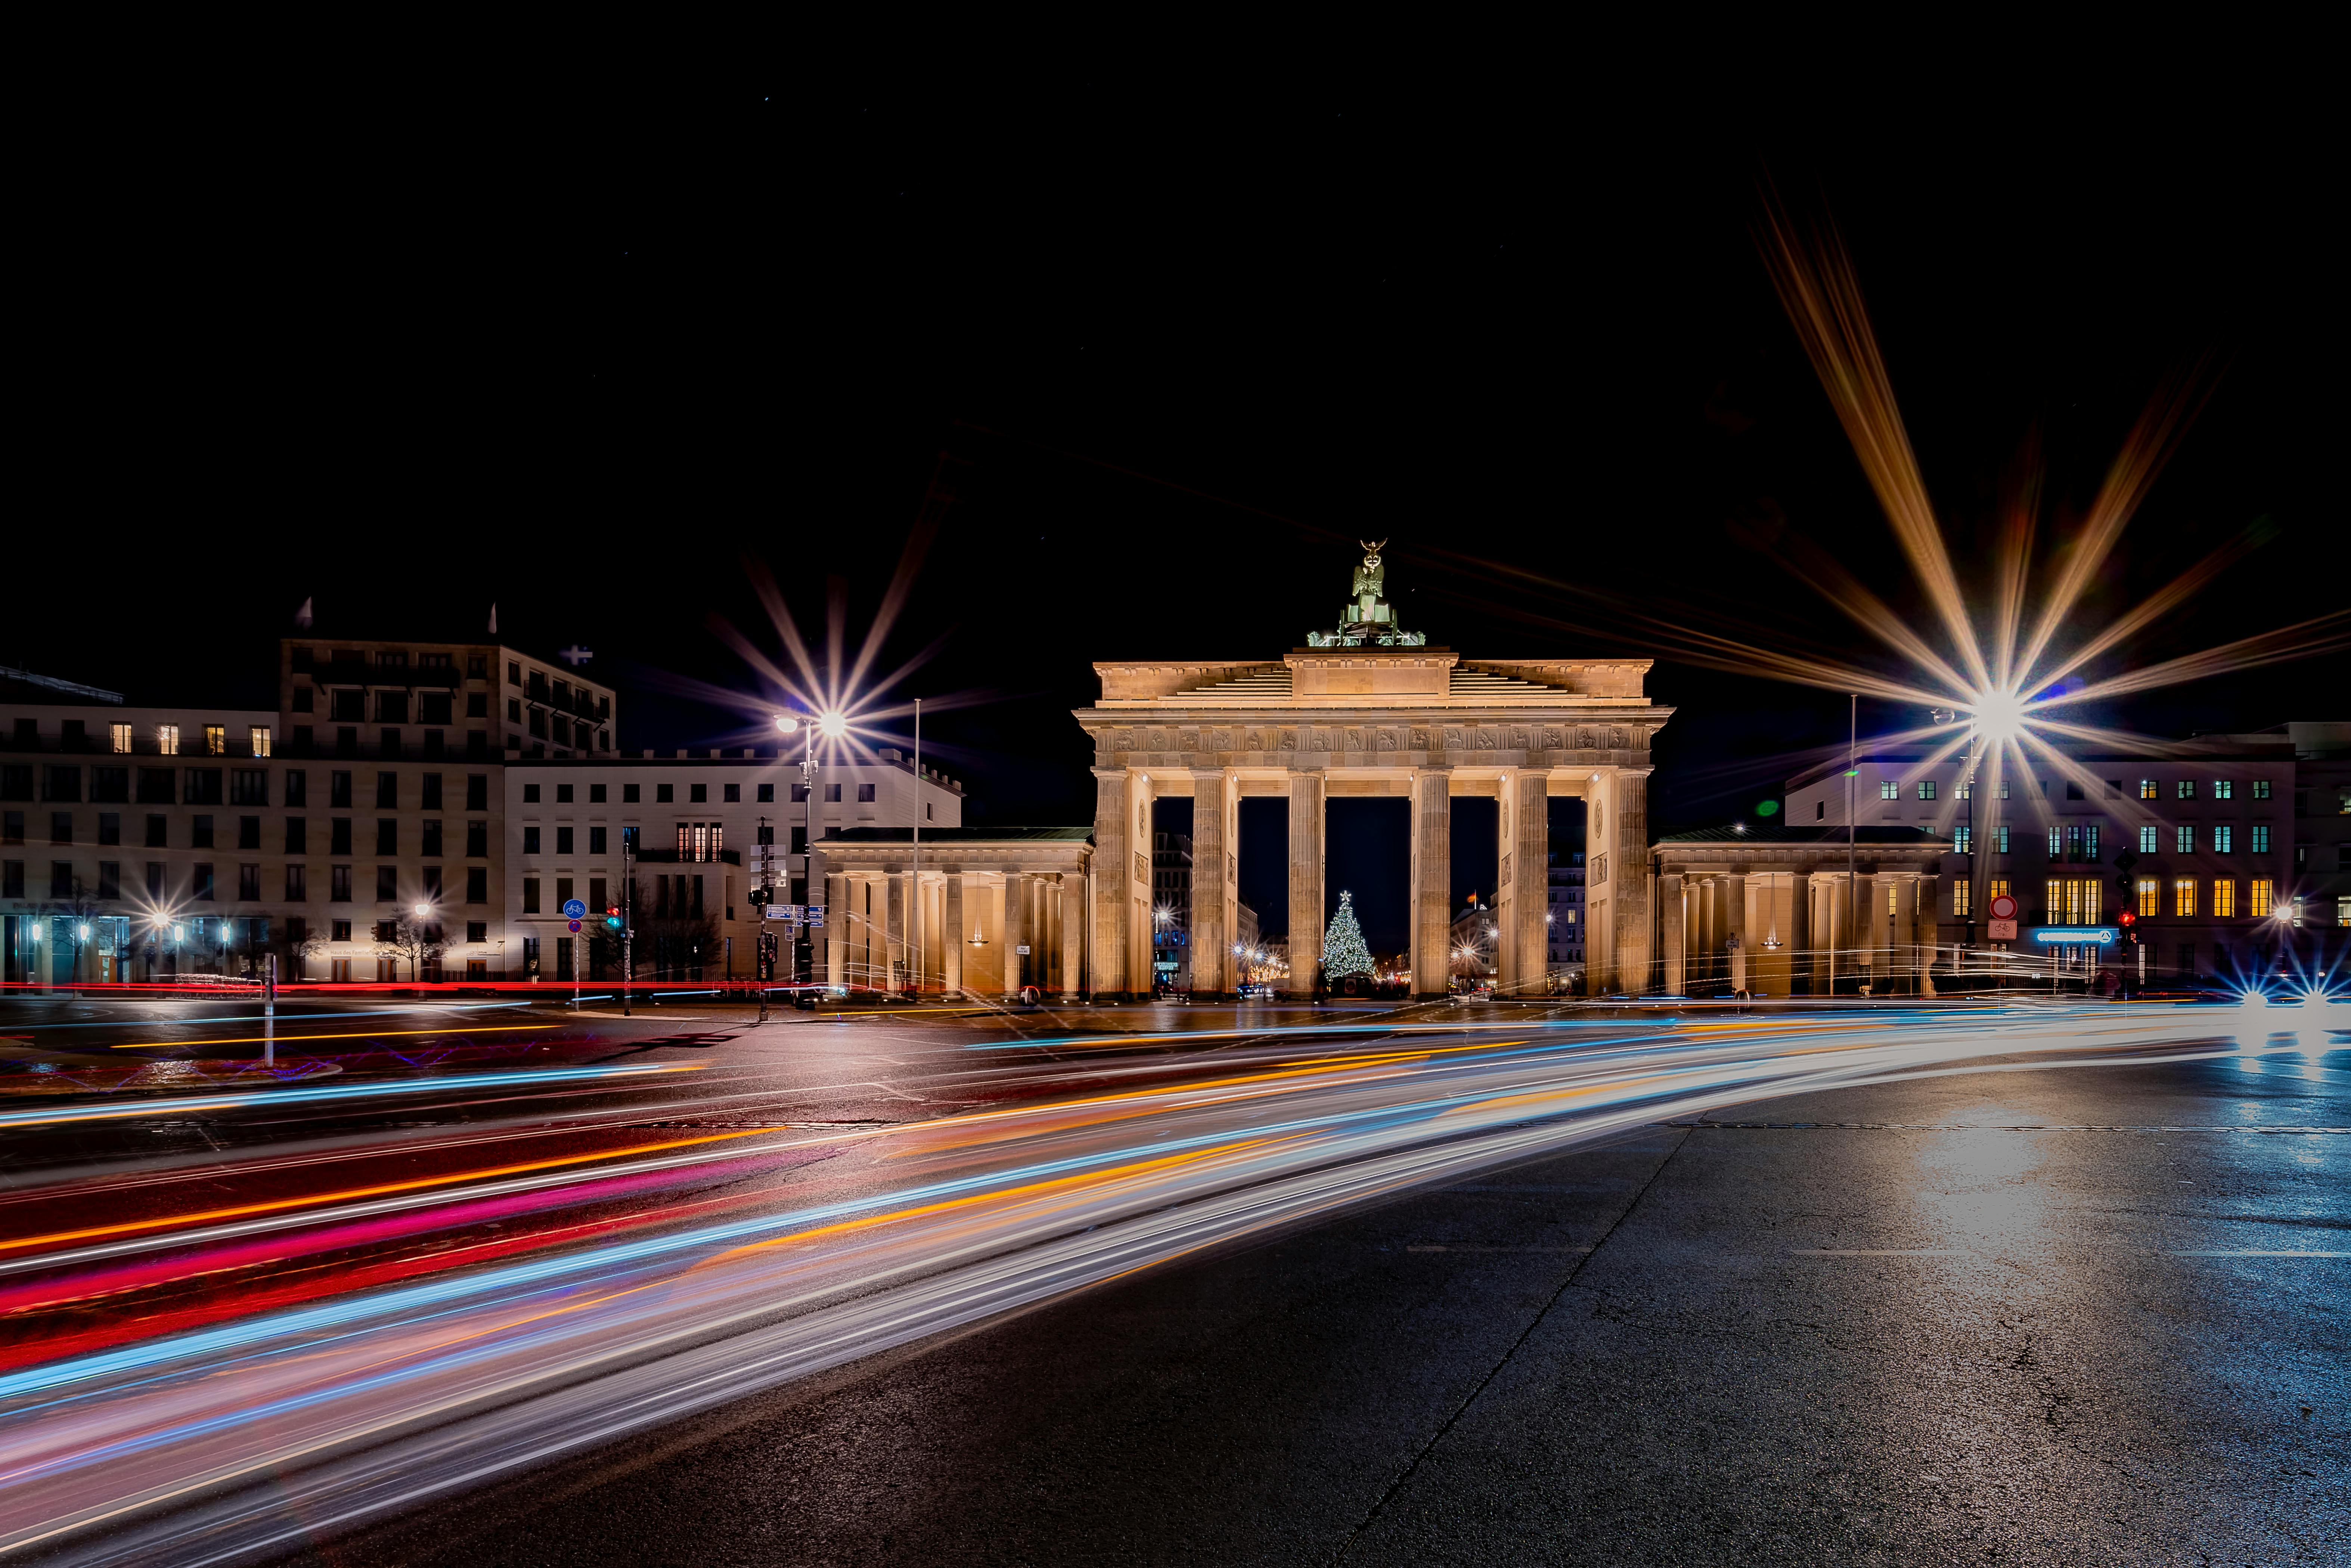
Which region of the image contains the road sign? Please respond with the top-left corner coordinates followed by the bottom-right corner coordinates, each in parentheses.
top-left (1987, 919), bottom-right (2018, 940)
top-left (763, 904), bottom-right (798, 921)
top-left (1988, 893), bottom-right (2017, 921)
top-left (1016, 944), bottom-right (1030, 955)
top-left (567, 919), bottom-right (583, 932)
top-left (561, 898), bottom-right (587, 919)
top-left (2031, 926), bottom-right (2117, 946)
top-left (806, 907), bottom-right (824, 927)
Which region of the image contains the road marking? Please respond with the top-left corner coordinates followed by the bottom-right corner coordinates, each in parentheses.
top-left (1406, 1244), bottom-right (1594, 1254)
top-left (2168, 1250), bottom-right (2350, 1258)
top-left (1792, 1248), bottom-right (1972, 1256)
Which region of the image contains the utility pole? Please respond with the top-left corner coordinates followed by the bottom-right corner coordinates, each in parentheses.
top-left (803, 719), bottom-right (820, 997)
top-left (621, 830), bottom-right (635, 1017)
top-left (910, 696), bottom-right (921, 1001)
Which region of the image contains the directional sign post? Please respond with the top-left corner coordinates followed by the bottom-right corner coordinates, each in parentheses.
top-left (1986, 892), bottom-right (2018, 942)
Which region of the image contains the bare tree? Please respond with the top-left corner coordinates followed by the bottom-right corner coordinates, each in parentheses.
top-left (372, 915), bottom-right (446, 983)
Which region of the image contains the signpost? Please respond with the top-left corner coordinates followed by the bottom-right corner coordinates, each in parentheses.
top-left (562, 898), bottom-right (587, 919)
top-left (1987, 892), bottom-right (2018, 943)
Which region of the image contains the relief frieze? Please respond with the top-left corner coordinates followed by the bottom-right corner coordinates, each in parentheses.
top-left (1442, 726), bottom-right (1466, 749)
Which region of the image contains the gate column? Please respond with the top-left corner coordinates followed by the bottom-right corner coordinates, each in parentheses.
top-left (1089, 769), bottom-right (1131, 999)
top-left (1189, 768), bottom-right (1229, 997)
top-left (1286, 769), bottom-right (1324, 999)
top-left (1514, 769), bottom-right (1551, 992)
top-left (1411, 767), bottom-right (1452, 998)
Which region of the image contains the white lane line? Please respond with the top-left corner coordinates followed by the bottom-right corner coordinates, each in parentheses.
top-left (2168, 1250), bottom-right (2351, 1258)
top-left (1406, 1244), bottom-right (1595, 1254)
top-left (1792, 1248), bottom-right (1973, 1257)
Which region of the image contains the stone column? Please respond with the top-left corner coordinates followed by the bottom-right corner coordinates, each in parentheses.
top-left (887, 873), bottom-right (907, 996)
top-left (1610, 769), bottom-right (1652, 993)
top-left (1659, 872), bottom-right (1686, 994)
top-left (1725, 872), bottom-right (1748, 993)
top-left (1002, 871), bottom-right (1027, 996)
top-left (824, 871), bottom-right (846, 991)
top-left (1494, 774), bottom-right (1517, 995)
top-left (1515, 770), bottom-right (1550, 992)
top-left (1789, 873), bottom-right (1811, 996)
top-left (1188, 768), bottom-right (1228, 997)
top-left (1286, 770), bottom-right (1325, 998)
top-left (1412, 769), bottom-right (1452, 998)
top-left (1089, 769), bottom-right (1130, 999)
top-left (942, 870), bottom-right (964, 995)
top-left (1060, 873), bottom-right (1084, 1001)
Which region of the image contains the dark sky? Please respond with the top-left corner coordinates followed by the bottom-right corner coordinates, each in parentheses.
top-left (16, 100), bottom-right (2342, 952)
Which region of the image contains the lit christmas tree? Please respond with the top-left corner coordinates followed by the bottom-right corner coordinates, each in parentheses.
top-left (1322, 891), bottom-right (1374, 980)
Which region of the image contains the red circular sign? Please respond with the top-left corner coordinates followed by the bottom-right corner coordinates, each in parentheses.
top-left (1988, 894), bottom-right (2017, 920)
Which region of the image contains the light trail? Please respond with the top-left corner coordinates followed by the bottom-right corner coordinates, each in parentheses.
top-left (0, 1062), bottom-right (703, 1131)
top-left (106, 1025), bottom-right (563, 1051)
top-left (0, 1007), bottom-right (2337, 1566)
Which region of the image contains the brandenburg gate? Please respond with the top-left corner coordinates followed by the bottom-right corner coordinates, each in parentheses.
top-left (1075, 545), bottom-right (1674, 1000)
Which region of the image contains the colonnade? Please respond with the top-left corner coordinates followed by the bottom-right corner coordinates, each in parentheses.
top-left (812, 836), bottom-right (1093, 999)
top-left (1658, 867), bottom-right (1939, 997)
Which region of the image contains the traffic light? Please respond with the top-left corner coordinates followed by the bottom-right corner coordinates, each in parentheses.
top-left (605, 906), bottom-right (622, 930)
top-left (748, 887), bottom-right (769, 907)
top-left (2118, 909), bottom-right (2136, 928)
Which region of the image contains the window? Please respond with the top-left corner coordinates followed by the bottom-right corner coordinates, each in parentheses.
top-left (98, 812), bottom-right (119, 845)
top-left (2251, 824), bottom-right (2269, 853)
top-left (191, 814), bottom-right (213, 848)
top-left (331, 818), bottom-right (353, 855)
top-left (2213, 825), bottom-right (2233, 854)
top-left (2213, 780), bottom-right (2233, 801)
top-left (825, 783), bottom-right (842, 802)
top-left (723, 783), bottom-right (740, 803)
top-left (423, 866), bottom-right (443, 900)
top-left (44, 765), bottom-right (81, 802)
top-left (2177, 779), bottom-right (2195, 799)
top-left (238, 815), bottom-right (261, 850)
top-left (145, 813), bottom-right (167, 848)
top-left (157, 725), bottom-right (179, 755)
top-left (756, 822), bottom-right (773, 845)
top-left (1950, 880), bottom-right (1971, 917)
top-left (286, 864), bottom-right (307, 901)
top-left (2176, 825), bottom-right (2194, 854)
top-left (557, 783), bottom-right (574, 804)
top-left (2138, 779), bottom-right (2157, 800)
top-left (237, 863), bottom-right (260, 900)
top-left (857, 783), bottom-right (877, 802)
top-left (285, 817), bottom-right (307, 854)
top-left (467, 692), bottom-right (487, 718)
top-left (52, 860), bottom-right (75, 898)
top-left (0, 809), bottom-right (18, 844)
top-left (757, 783), bottom-right (774, 803)
top-left (376, 866), bottom-right (397, 901)
top-left (422, 773), bottom-right (443, 810)
top-left (422, 819), bottom-right (442, 857)
top-left (466, 867), bottom-right (488, 903)
top-left (466, 774), bottom-right (488, 811)
top-left (0, 860), bottom-right (18, 898)
top-left (690, 783), bottom-right (708, 804)
top-left (508, 661), bottom-right (522, 687)
top-left (91, 767), bottom-right (128, 803)
top-left (1954, 824), bottom-right (1972, 853)
top-left (183, 768), bottom-right (223, 805)
top-left (2138, 825), bottom-right (2158, 854)
top-left (193, 863), bottom-right (214, 900)
top-left (925, 803), bottom-right (934, 821)
top-left (2248, 878), bottom-right (2273, 919)
top-left (508, 698), bottom-right (522, 723)
top-left (2048, 827), bottom-right (2063, 859)
top-left (231, 769), bottom-right (267, 805)
top-left (250, 726), bottom-right (272, 757)
top-left (1995, 826), bottom-right (2009, 853)
top-left (94, 860), bottom-right (118, 898)
top-left (1998, 781), bottom-right (2011, 799)
top-left (52, 811), bottom-right (72, 845)
top-left (589, 826), bottom-right (607, 855)
top-left (589, 877), bottom-right (606, 912)
top-left (331, 863), bottom-right (353, 904)
top-left (1957, 781), bottom-right (1973, 800)
top-left (2135, 877), bottom-right (2160, 916)
top-left (523, 826), bottom-right (541, 854)
top-left (555, 876), bottom-right (573, 911)
top-left (523, 877), bottom-right (541, 914)
top-left (286, 769), bottom-right (307, 807)
top-left (523, 783), bottom-right (541, 804)
top-left (791, 783), bottom-right (809, 802)
top-left (331, 771), bottom-right (353, 808)
top-left (375, 819), bottom-right (397, 855)
top-left (202, 725), bottom-right (225, 755)
top-left (109, 723), bottom-right (132, 753)
top-left (790, 827), bottom-right (807, 855)
top-left (1879, 780), bottom-right (1899, 800)
top-left (2212, 879), bottom-right (2236, 918)
top-left (589, 783), bottom-right (607, 804)
top-left (2339, 895), bottom-right (2351, 928)
top-left (421, 693), bottom-right (452, 726)
top-left (623, 783), bottom-right (641, 803)
top-left (466, 820), bottom-right (487, 857)
top-left (2251, 780), bottom-right (2271, 801)
top-left (2174, 878), bottom-right (2196, 917)
top-left (657, 783), bottom-right (674, 804)
top-left (2047, 878), bottom-right (2101, 925)
top-left (556, 826), bottom-right (574, 856)
top-left (466, 920), bottom-right (487, 943)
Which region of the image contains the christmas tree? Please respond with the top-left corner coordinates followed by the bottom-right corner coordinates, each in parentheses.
top-left (1322, 891), bottom-right (1374, 980)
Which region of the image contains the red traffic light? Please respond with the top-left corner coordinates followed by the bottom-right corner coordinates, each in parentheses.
top-left (2118, 909), bottom-right (2136, 926)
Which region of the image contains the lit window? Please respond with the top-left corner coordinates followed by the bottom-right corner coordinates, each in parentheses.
top-left (2212, 879), bottom-right (2236, 917)
top-left (1880, 781), bottom-right (1899, 800)
top-left (2339, 895), bottom-right (2351, 926)
top-left (1988, 879), bottom-right (2010, 903)
top-left (1995, 826), bottom-right (2010, 853)
top-left (1955, 781), bottom-right (1971, 800)
top-left (249, 726), bottom-right (272, 757)
top-left (204, 725), bottom-right (226, 755)
top-left (2174, 878), bottom-right (2196, 917)
top-left (1917, 780), bottom-right (1936, 801)
top-left (2251, 780), bottom-right (2271, 801)
top-left (2138, 779), bottom-right (2158, 799)
top-left (2135, 877), bottom-right (2160, 916)
top-left (2176, 825), bottom-right (2195, 854)
top-left (2213, 825), bottom-right (2233, 854)
top-left (1998, 781), bottom-right (2012, 799)
top-left (2249, 878), bottom-right (2273, 918)
top-left (2138, 825), bottom-right (2158, 854)
top-left (2177, 779), bottom-right (2196, 799)
top-left (2251, 824), bottom-right (2269, 853)
top-left (157, 725), bottom-right (179, 756)
top-left (1951, 880), bottom-right (1971, 916)
top-left (1953, 824), bottom-right (1972, 853)
top-left (2213, 780), bottom-right (2233, 801)
top-left (2048, 827), bottom-right (2063, 858)
top-left (2084, 823), bottom-right (2100, 859)
top-left (110, 724), bottom-right (132, 753)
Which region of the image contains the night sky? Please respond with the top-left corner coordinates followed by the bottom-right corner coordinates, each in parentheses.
top-left (15, 103), bottom-right (2340, 955)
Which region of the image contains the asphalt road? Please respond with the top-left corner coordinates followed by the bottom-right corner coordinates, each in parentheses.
top-left (307, 1025), bottom-right (2348, 1567)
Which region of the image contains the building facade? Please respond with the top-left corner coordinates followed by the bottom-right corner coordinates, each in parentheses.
top-left (1547, 852), bottom-right (1586, 976)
